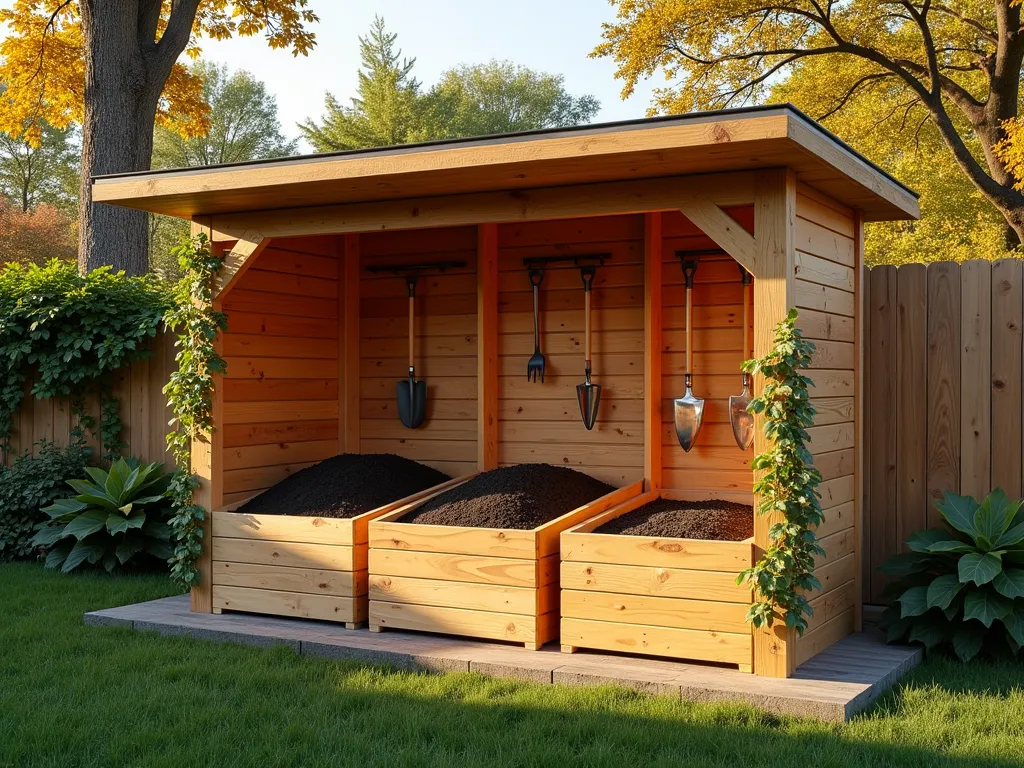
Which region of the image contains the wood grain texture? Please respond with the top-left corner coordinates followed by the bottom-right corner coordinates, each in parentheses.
top-left (896, 265), bottom-right (928, 548)
top-left (925, 262), bottom-right (961, 525)
top-left (960, 260), bottom-right (992, 501)
top-left (478, 224), bottom-right (499, 470)
top-left (991, 259), bottom-right (1022, 497)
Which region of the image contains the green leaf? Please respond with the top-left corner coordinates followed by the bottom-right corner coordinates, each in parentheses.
top-left (106, 513), bottom-right (129, 536)
top-left (61, 508), bottom-right (108, 540)
top-left (925, 539), bottom-right (975, 554)
top-left (1002, 604), bottom-right (1024, 647)
top-left (61, 538), bottom-right (101, 572)
top-left (992, 568), bottom-right (1024, 599)
top-left (952, 622), bottom-right (986, 662)
top-left (115, 533), bottom-right (144, 564)
top-left (907, 614), bottom-right (948, 649)
top-left (936, 491), bottom-right (980, 538)
top-left (143, 537), bottom-right (173, 560)
top-left (906, 529), bottom-right (957, 553)
top-left (878, 552), bottom-right (935, 577)
top-left (44, 540), bottom-right (72, 570)
top-left (974, 489), bottom-right (1019, 546)
top-left (41, 497), bottom-right (89, 517)
top-left (996, 518), bottom-right (1024, 549)
top-left (963, 588), bottom-right (1014, 627)
top-left (124, 510), bottom-right (146, 529)
top-left (83, 466), bottom-right (110, 489)
top-left (958, 552), bottom-right (1003, 586)
top-left (32, 523), bottom-right (67, 548)
top-left (899, 585), bottom-right (930, 617)
top-left (926, 574), bottom-right (964, 610)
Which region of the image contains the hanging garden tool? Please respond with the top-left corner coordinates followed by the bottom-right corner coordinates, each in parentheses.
top-left (576, 265), bottom-right (601, 430)
top-left (367, 260), bottom-right (466, 429)
top-left (673, 254), bottom-right (704, 451)
top-left (729, 265), bottom-right (754, 451)
top-left (526, 268), bottom-right (546, 382)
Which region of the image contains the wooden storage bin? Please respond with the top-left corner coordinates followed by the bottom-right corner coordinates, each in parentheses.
top-left (210, 475), bottom-right (468, 626)
top-left (368, 480), bottom-right (644, 649)
top-left (560, 489), bottom-right (755, 672)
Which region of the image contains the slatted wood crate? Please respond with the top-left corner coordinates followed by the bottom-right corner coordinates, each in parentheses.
top-left (210, 476), bottom-right (468, 626)
top-left (368, 480), bottom-right (643, 648)
top-left (560, 489), bottom-right (754, 672)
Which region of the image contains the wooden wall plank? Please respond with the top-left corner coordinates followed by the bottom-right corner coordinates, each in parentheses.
top-left (644, 213), bottom-right (663, 490)
top-left (960, 260), bottom-right (992, 501)
top-left (926, 262), bottom-right (961, 526)
top-left (478, 224), bottom-right (499, 470)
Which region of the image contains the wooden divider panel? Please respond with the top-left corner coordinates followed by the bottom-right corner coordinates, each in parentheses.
top-left (358, 226), bottom-right (478, 479)
top-left (495, 215), bottom-right (645, 487)
top-left (220, 235), bottom-right (341, 505)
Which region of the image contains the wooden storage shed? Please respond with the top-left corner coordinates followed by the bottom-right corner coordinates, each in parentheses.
top-left (93, 104), bottom-right (918, 677)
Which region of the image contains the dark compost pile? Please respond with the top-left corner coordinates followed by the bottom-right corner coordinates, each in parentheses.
top-left (398, 463), bottom-right (614, 530)
top-left (595, 498), bottom-right (753, 541)
top-left (237, 453), bottom-right (451, 519)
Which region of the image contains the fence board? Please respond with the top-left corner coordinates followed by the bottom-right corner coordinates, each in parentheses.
top-left (926, 262), bottom-right (961, 527)
top-left (896, 265), bottom-right (927, 551)
top-left (960, 261), bottom-right (992, 501)
top-left (991, 259), bottom-right (1023, 498)
top-left (866, 266), bottom-right (897, 603)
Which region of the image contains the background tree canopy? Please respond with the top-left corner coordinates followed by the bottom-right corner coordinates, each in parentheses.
top-left (594, 0), bottom-right (1024, 265)
top-left (300, 16), bottom-right (600, 153)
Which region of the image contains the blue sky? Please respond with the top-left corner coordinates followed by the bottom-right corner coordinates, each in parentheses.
top-left (187, 0), bottom-right (659, 150)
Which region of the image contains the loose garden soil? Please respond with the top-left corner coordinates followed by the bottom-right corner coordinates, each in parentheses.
top-left (595, 498), bottom-right (753, 541)
top-left (236, 453), bottom-right (451, 519)
top-left (399, 463), bottom-right (614, 530)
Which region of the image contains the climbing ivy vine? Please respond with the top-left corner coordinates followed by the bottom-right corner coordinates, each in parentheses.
top-left (163, 234), bottom-right (228, 588)
top-left (739, 309), bottom-right (823, 635)
top-left (0, 260), bottom-right (168, 458)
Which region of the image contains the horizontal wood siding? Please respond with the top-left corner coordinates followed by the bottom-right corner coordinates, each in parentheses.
top-left (220, 235), bottom-right (341, 505)
top-left (495, 215), bottom-right (645, 487)
top-left (358, 227), bottom-right (478, 478)
top-left (660, 209), bottom-right (754, 492)
top-left (794, 187), bottom-right (857, 664)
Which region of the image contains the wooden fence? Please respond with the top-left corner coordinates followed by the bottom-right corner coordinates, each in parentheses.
top-left (863, 259), bottom-right (1024, 603)
top-left (5, 331), bottom-right (177, 467)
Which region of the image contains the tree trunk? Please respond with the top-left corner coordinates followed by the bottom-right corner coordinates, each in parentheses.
top-left (77, 1), bottom-right (163, 276)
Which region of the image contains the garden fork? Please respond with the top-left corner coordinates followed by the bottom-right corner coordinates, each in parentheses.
top-left (527, 268), bottom-right (546, 382)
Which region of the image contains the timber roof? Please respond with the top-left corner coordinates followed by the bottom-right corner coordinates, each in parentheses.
top-left (92, 104), bottom-right (919, 222)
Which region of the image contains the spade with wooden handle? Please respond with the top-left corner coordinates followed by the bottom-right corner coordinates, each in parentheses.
top-left (673, 256), bottom-right (704, 451)
top-left (730, 265), bottom-right (754, 451)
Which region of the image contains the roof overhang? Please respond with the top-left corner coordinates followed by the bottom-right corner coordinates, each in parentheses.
top-left (92, 104), bottom-right (919, 223)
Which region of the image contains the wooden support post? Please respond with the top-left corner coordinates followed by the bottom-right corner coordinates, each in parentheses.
top-left (853, 213), bottom-right (865, 633)
top-left (644, 213), bottom-right (663, 490)
top-left (477, 224), bottom-right (499, 471)
top-left (751, 168), bottom-right (797, 677)
top-left (189, 218), bottom-right (223, 614)
top-left (212, 231), bottom-right (267, 300)
top-left (339, 234), bottom-right (361, 453)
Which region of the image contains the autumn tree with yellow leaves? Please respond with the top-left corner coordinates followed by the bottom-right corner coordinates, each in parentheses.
top-left (594, 1), bottom-right (1024, 260)
top-left (0, 1), bottom-right (318, 274)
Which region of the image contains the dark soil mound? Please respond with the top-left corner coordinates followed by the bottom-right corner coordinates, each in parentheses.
top-left (595, 498), bottom-right (753, 541)
top-left (399, 463), bottom-right (614, 530)
top-left (237, 453), bottom-right (451, 519)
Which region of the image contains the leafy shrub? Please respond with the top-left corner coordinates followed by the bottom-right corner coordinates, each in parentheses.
top-left (880, 489), bottom-right (1024, 661)
top-left (0, 259), bottom-right (169, 454)
top-left (33, 457), bottom-right (173, 573)
top-left (0, 440), bottom-right (92, 561)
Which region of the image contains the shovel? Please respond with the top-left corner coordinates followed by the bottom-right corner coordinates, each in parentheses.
top-left (396, 276), bottom-right (427, 429)
top-left (730, 266), bottom-right (754, 451)
top-left (576, 266), bottom-right (601, 430)
top-left (673, 256), bottom-right (704, 451)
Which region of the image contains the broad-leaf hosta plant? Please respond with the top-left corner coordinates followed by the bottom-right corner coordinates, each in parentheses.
top-left (880, 489), bottom-right (1024, 661)
top-left (32, 458), bottom-right (174, 574)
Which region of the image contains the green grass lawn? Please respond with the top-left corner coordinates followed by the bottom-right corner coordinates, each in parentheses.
top-left (3, 563), bottom-right (1024, 768)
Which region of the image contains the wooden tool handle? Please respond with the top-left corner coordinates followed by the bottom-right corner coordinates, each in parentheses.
top-left (584, 288), bottom-right (592, 360)
top-left (408, 294), bottom-right (415, 369)
top-left (685, 285), bottom-right (692, 375)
